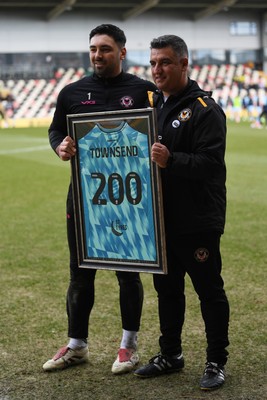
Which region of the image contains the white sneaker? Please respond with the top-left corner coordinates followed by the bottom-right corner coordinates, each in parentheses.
top-left (111, 348), bottom-right (139, 374)
top-left (43, 346), bottom-right (89, 371)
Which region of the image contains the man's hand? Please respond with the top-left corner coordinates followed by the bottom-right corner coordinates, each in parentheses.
top-left (151, 142), bottom-right (170, 168)
top-left (56, 136), bottom-right (76, 161)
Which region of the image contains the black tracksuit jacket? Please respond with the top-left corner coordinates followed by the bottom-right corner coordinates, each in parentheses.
top-left (48, 71), bottom-right (156, 205)
top-left (151, 78), bottom-right (227, 237)
top-left (49, 71), bottom-right (156, 151)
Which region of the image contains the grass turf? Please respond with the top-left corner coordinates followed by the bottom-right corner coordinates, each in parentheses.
top-left (0, 122), bottom-right (266, 399)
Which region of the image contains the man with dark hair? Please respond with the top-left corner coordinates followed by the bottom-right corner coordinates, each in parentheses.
top-left (43, 24), bottom-right (156, 374)
top-left (134, 35), bottom-right (230, 391)
top-left (89, 23), bottom-right (126, 47)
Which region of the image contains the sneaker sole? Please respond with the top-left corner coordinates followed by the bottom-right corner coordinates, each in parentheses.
top-left (43, 353), bottom-right (89, 371)
top-left (112, 362), bottom-right (138, 374)
top-left (134, 366), bottom-right (184, 378)
top-left (200, 382), bottom-right (225, 391)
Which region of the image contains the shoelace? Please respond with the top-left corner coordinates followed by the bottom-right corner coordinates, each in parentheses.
top-left (205, 362), bottom-right (224, 375)
top-left (149, 354), bottom-right (173, 370)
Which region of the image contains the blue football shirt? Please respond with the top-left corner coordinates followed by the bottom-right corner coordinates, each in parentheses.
top-left (78, 121), bottom-right (157, 263)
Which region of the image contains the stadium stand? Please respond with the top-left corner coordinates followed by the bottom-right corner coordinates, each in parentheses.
top-left (1, 63), bottom-right (267, 128)
top-left (0, 3), bottom-right (266, 128)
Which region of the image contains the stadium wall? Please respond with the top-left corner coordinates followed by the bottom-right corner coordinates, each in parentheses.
top-left (0, 11), bottom-right (264, 54)
top-left (1, 10), bottom-right (266, 128)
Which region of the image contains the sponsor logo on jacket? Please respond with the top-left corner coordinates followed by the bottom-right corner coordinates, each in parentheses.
top-left (178, 108), bottom-right (192, 121)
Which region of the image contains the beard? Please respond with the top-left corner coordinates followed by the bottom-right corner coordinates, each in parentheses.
top-left (93, 63), bottom-right (115, 78)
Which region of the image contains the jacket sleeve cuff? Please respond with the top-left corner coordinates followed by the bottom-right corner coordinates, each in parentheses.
top-left (166, 153), bottom-right (173, 169)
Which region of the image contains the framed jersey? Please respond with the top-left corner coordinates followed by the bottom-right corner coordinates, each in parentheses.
top-left (67, 108), bottom-right (167, 274)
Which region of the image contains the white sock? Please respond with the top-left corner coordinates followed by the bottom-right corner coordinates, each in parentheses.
top-left (68, 338), bottom-right (87, 350)
top-left (120, 329), bottom-right (138, 350)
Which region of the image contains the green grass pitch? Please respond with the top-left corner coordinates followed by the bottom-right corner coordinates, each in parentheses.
top-left (0, 122), bottom-right (266, 399)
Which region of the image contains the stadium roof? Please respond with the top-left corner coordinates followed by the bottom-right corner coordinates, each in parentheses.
top-left (0, 0), bottom-right (267, 21)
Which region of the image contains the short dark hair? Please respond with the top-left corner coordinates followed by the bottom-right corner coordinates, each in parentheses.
top-left (89, 24), bottom-right (126, 47)
top-left (150, 35), bottom-right (188, 58)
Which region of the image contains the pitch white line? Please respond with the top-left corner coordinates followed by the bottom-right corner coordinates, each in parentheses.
top-left (0, 145), bottom-right (50, 155)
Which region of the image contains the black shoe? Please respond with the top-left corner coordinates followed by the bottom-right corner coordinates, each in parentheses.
top-left (200, 362), bottom-right (225, 390)
top-left (134, 353), bottom-right (184, 378)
